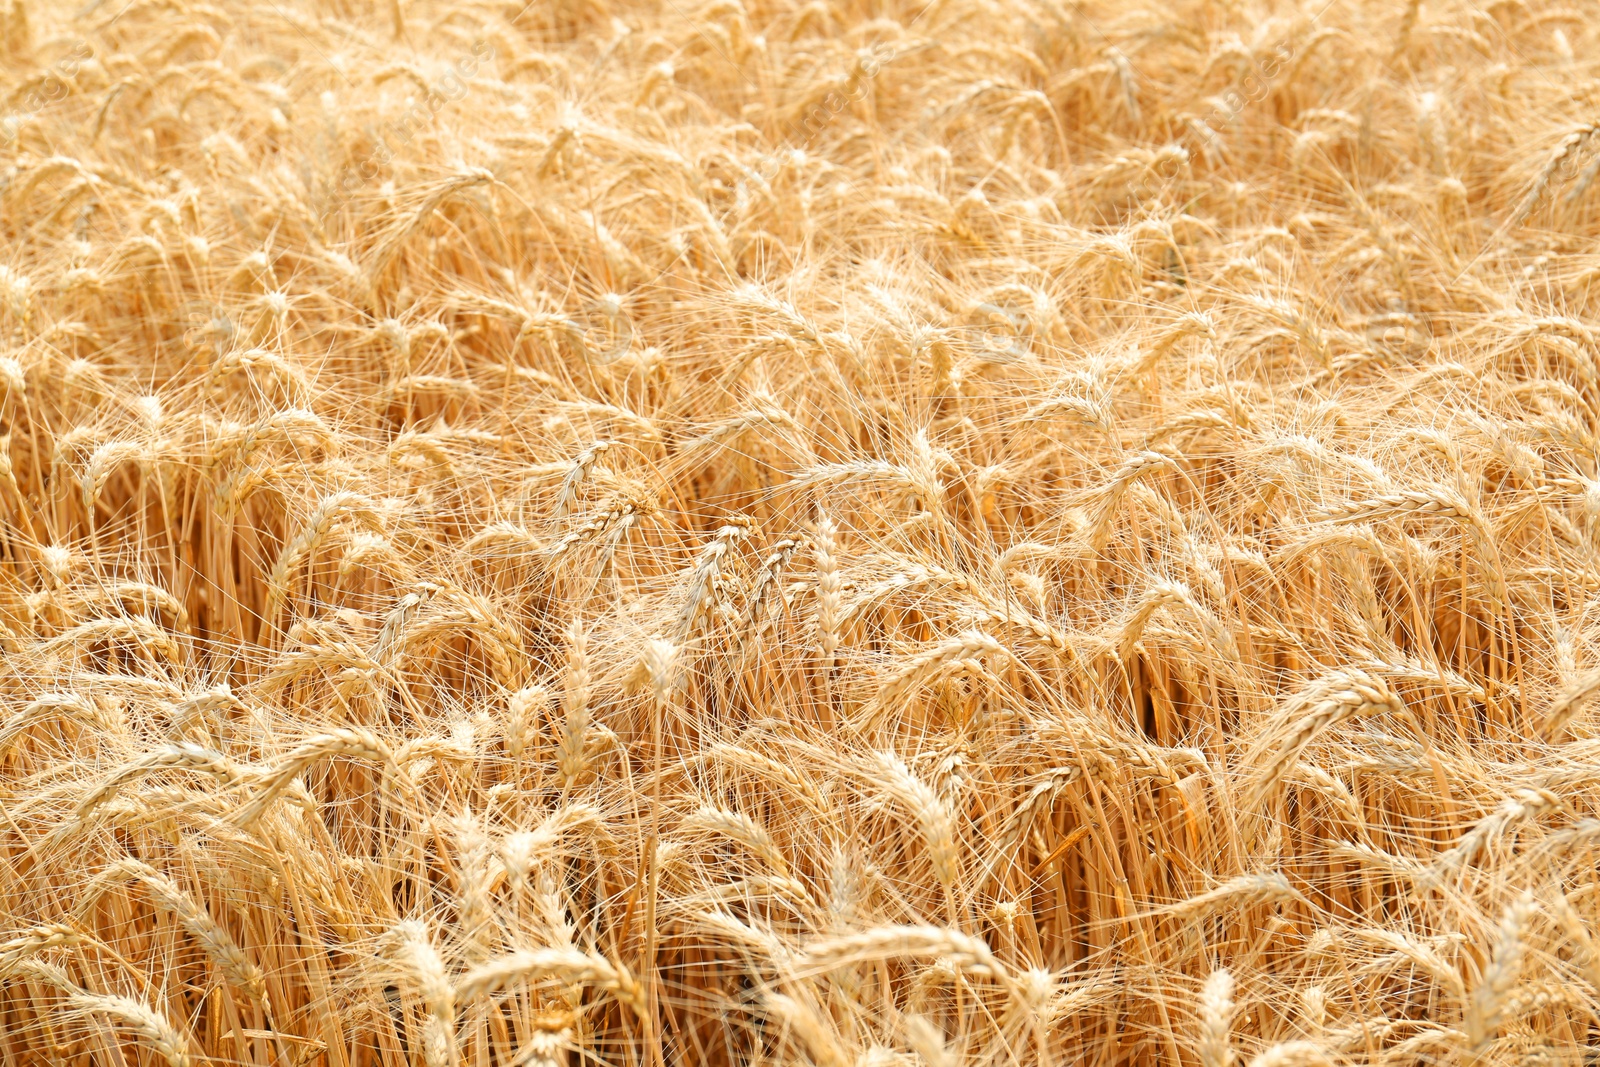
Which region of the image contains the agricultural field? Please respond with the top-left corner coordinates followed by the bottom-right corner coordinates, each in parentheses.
top-left (1, 0), bottom-right (1599, 1063)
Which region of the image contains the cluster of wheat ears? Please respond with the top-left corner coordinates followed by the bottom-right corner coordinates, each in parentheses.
top-left (2, 0), bottom-right (1600, 1063)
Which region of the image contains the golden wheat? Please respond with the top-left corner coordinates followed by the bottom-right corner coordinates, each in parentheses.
top-left (1, 0), bottom-right (1599, 1062)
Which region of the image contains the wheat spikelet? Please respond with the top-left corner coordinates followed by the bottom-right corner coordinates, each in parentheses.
top-left (62, 990), bottom-right (195, 1067)
top-left (1198, 969), bottom-right (1236, 1067)
top-left (1541, 666), bottom-right (1600, 738)
top-left (1244, 669), bottom-right (1405, 808)
top-left (784, 460), bottom-right (942, 509)
top-left (1247, 1043), bottom-right (1332, 1067)
top-left (383, 920), bottom-right (456, 1067)
top-left (505, 684), bottom-right (547, 759)
top-left (868, 752), bottom-right (959, 890)
top-left (0, 692), bottom-right (123, 761)
top-left (554, 440), bottom-right (613, 514)
top-left (0, 924), bottom-right (81, 975)
top-left (1285, 763), bottom-right (1365, 828)
top-left (500, 803), bottom-right (605, 887)
top-left (449, 811), bottom-right (497, 961)
top-left (763, 992), bottom-right (849, 1067)
top-left (75, 744), bottom-right (249, 823)
top-left (41, 616), bottom-right (183, 663)
top-left (704, 742), bottom-right (828, 813)
top-left (813, 516), bottom-right (843, 666)
top-left (1348, 928), bottom-right (1466, 997)
top-left (1547, 889), bottom-right (1600, 992)
top-left (455, 947), bottom-right (643, 1012)
top-left (863, 630), bottom-right (1007, 725)
top-left (1463, 893), bottom-right (1535, 1052)
top-left (232, 728), bottom-right (393, 826)
top-left (1118, 580), bottom-right (1203, 661)
top-left (1314, 487), bottom-right (1477, 525)
top-left (678, 517), bottom-right (753, 637)
top-left (1327, 839), bottom-right (1433, 880)
top-left (65, 581), bottom-right (187, 628)
top-left (743, 534), bottom-right (807, 634)
top-left (992, 766), bottom-right (1084, 871)
top-left (1161, 873), bottom-right (1302, 919)
top-left (682, 804), bottom-right (790, 874)
top-left (798, 925), bottom-right (1007, 980)
top-left (549, 625), bottom-right (590, 785)
top-left (545, 495), bottom-right (652, 566)
top-left (94, 859), bottom-right (267, 1004)
top-left (1087, 451), bottom-right (1180, 551)
top-left (264, 491), bottom-right (383, 628)
top-left (79, 439), bottom-right (145, 512)
top-left (1425, 789), bottom-right (1558, 884)
top-left (1495, 122), bottom-right (1598, 237)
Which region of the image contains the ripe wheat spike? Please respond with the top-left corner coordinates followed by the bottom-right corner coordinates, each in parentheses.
top-left (1, 0), bottom-right (1600, 1063)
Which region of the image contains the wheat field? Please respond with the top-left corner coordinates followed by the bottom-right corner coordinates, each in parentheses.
top-left (0, 0), bottom-right (1598, 1063)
